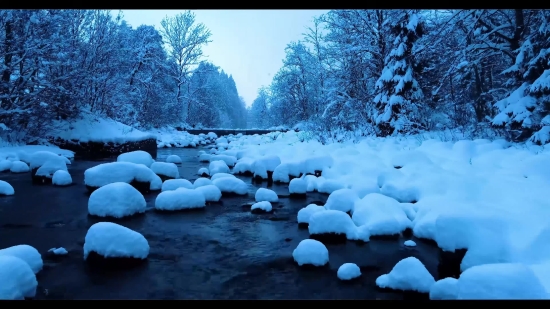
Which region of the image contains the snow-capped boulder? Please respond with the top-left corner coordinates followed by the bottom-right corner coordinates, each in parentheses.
top-left (233, 157), bottom-right (254, 176)
top-left (166, 155), bottom-right (182, 164)
top-left (193, 177), bottom-right (212, 188)
top-left (210, 154), bottom-right (237, 167)
top-left (198, 167), bottom-right (210, 177)
top-left (292, 239), bottom-right (329, 267)
top-left (155, 188), bottom-right (206, 211)
top-left (212, 177), bottom-right (248, 196)
top-left (255, 188), bottom-right (278, 203)
top-left (251, 201), bottom-right (272, 214)
top-left (0, 180), bottom-right (14, 196)
top-left (0, 159), bottom-right (12, 172)
top-left (376, 257), bottom-right (435, 293)
top-left (88, 182), bottom-right (146, 218)
top-left (210, 173), bottom-right (235, 181)
top-left (161, 179), bottom-right (193, 192)
top-left (429, 278), bottom-right (459, 300)
top-left (289, 178), bottom-right (307, 198)
top-left (150, 162), bottom-right (179, 181)
top-left (209, 160), bottom-right (229, 175)
top-left (352, 193), bottom-right (412, 238)
top-left (297, 204), bottom-right (325, 227)
top-left (116, 150), bottom-right (154, 167)
top-left (30, 151), bottom-right (69, 184)
top-left (324, 188), bottom-right (359, 214)
top-left (0, 245), bottom-right (43, 274)
top-left (308, 210), bottom-right (356, 243)
top-left (0, 255), bottom-right (37, 299)
top-left (404, 240), bottom-right (417, 247)
top-left (52, 170), bottom-right (72, 186)
top-left (84, 162), bottom-right (162, 193)
top-left (10, 161), bottom-right (29, 174)
top-left (195, 185), bottom-right (222, 202)
top-left (337, 263), bottom-right (361, 281)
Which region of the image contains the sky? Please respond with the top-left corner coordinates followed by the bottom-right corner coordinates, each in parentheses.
top-left (118, 10), bottom-right (329, 107)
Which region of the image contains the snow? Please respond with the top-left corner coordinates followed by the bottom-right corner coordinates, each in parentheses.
top-left (254, 155), bottom-right (281, 171)
top-left (210, 154), bottom-right (237, 167)
top-left (155, 188), bottom-right (206, 210)
top-left (0, 180), bottom-right (14, 196)
top-left (209, 160), bottom-right (230, 175)
top-left (0, 145), bottom-right (74, 163)
top-left (289, 178), bottom-right (307, 194)
top-left (308, 210), bottom-right (356, 238)
top-left (9, 161), bottom-right (29, 173)
top-left (292, 239), bottom-right (329, 267)
top-left (337, 263), bottom-right (361, 281)
top-left (375, 257), bottom-right (435, 293)
top-left (297, 204), bottom-right (326, 224)
top-left (193, 177), bottom-right (212, 188)
top-left (0, 245), bottom-right (43, 274)
top-left (352, 193), bottom-right (412, 237)
top-left (212, 177), bottom-right (248, 195)
top-left (150, 162), bottom-right (179, 179)
top-left (84, 162), bottom-right (162, 190)
top-left (253, 161), bottom-right (268, 179)
top-left (210, 172), bottom-right (235, 181)
top-left (161, 179), bottom-right (193, 191)
top-left (429, 278), bottom-right (459, 300)
top-left (255, 188), bottom-right (278, 202)
top-left (0, 255), bottom-right (37, 300)
top-left (117, 150), bottom-right (154, 167)
top-left (48, 247), bottom-right (68, 255)
top-left (324, 189), bottom-right (359, 213)
top-left (30, 151), bottom-right (70, 178)
top-left (404, 240), bottom-right (417, 247)
top-left (166, 155), bottom-right (182, 164)
top-left (88, 182), bottom-right (146, 218)
top-left (0, 159), bottom-right (11, 171)
top-left (195, 185), bottom-right (222, 202)
top-left (83, 222), bottom-right (149, 260)
top-left (52, 170), bottom-right (72, 186)
top-left (198, 167), bottom-right (210, 176)
top-left (251, 201), bottom-right (272, 212)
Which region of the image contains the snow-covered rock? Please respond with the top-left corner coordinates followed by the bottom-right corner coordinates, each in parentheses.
top-left (161, 179), bottom-right (193, 191)
top-left (84, 222), bottom-right (149, 261)
top-left (198, 167), bottom-right (209, 177)
top-left (297, 204), bottom-right (326, 225)
top-left (212, 177), bottom-right (248, 195)
top-left (375, 257), bottom-right (435, 293)
top-left (209, 160), bottom-right (230, 175)
top-left (88, 182), bottom-right (146, 218)
top-left (292, 239), bottom-right (329, 267)
top-left (117, 150), bottom-right (154, 167)
top-left (0, 159), bottom-right (12, 172)
top-left (352, 193), bottom-right (411, 237)
top-left (84, 162), bottom-right (162, 192)
top-left (0, 255), bottom-right (37, 299)
top-left (193, 177), bottom-right (212, 188)
top-left (48, 247), bottom-right (68, 256)
top-left (309, 210), bottom-right (356, 240)
top-left (254, 155), bottom-right (281, 172)
top-left (166, 155), bottom-right (182, 164)
top-left (30, 151), bottom-right (69, 181)
top-left (255, 188), bottom-right (278, 202)
top-left (150, 162), bottom-right (179, 179)
top-left (195, 185), bottom-right (222, 202)
top-left (52, 170), bottom-right (72, 186)
top-left (429, 278), bottom-right (458, 300)
top-left (317, 179), bottom-right (346, 194)
top-left (9, 161), bottom-right (29, 173)
top-left (289, 178), bottom-right (307, 195)
top-left (404, 240), bottom-right (417, 247)
top-left (337, 263), bottom-right (361, 281)
top-left (155, 188), bottom-right (206, 211)
top-left (0, 180), bottom-right (14, 196)
top-left (210, 172), bottom-right (235, 181)
top-left (251, 201), bottom-right (272, 213)
top-left (210, 154), bottom-right (237, 167)
top-left (324, 188), bottom-right (359, 214)
top-left (0, 245), bottom-right (43, 274)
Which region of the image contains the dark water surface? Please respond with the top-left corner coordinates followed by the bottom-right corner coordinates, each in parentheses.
top-left (0, 148), bottom-right (440, 300)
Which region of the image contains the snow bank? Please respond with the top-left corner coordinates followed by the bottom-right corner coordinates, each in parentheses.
top-left (117, 150), bottom-right (154, 167)
top-left (84, 161), bottom-right (161, 191)
top-left (162, 179), bottom-right (193, 191)
top-left (151, 162), bottom-right (179, 179)
top-left (337, 263), bottom-right (361, 280)
top-left (376, 257), bottom-right (435, 293)
top-left (0, 145), bottom-right (74, 163)
top-left (88, 182), bottom-right (146, 218)
top-left (255, 188), bottom-right (278, 202)
top-left (155, 188), bottom-right (206, 211)
top-left (52, 170), bottom-right (72, 186)
top-left (0, 245), bottom-right (43, 274)
top-left (292, 239), bottom-right (329, 267)
top-left (0, 255), bottom-right (37, 299)
top-left (83, 222), bottom-right (149, 260)
top-left (0, 180), bottom-right (14, 196)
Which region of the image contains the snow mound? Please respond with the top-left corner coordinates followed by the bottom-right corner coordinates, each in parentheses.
top-left (210, 172), bottom-right (235, 181)
top-left (0, 245), bottom-right (43, 274)
top-left (404, 240), bottom-right (416, 247)
top-left (289, 178), bottom-right (307, 194)
top-left (212, 177), bottom-right (248, 195)
top-left (233, 158), bottom-right (254, 175)
top-left (352, 193), bottom-right (411, 237)
top-left (253, 161), bottom-right (268, 179)
top-left (0, 180), bottom-right (14, 196)
top-left (31, 151), bottom-right (69, 178)
top-left (317, 179), bottom-right (346, 194)
top-left (375, 257), bottom-right (435, 293)
top-left (429, 278), bottom-right (458, 300)
top-left (198, 167), bottom-right (210, 176)
top-left (48, 247), bottom-right (68, 255)
top-left (0, 255), bottom-right (37, 300)
top-left (324, 189), bottom-right (359, 213)
top-left (297, 204), bottom-right (326, 225)
top-left (292, 239), bottom-right (329, 267)
top-left (0, 159), bottom-right (12, 172)
top-left (151, 162), bottom-right (179, 179)
top-left (84, 162), bottom-right (161, 191)
top-left (456, 263), bottom-right (548, 299)
top-left (117, 150), bottom-right (154, 167)
top-left (155, 188), bottom-right (206, 211)
top-left (162, 179), bottom-right (193, 191)
top-left (254, 155), bottom-right (281, 171)
top-left (308, 210), bottom-right (356, 238)
top-left (193, 177), bottom-right (212, 188)
top-left (210, 154), bottom-right (237, 167)
top-left (255, 188), bottom-right (278, 202)
top-left (83, 222), bottom-right (149, 260)
top-left (10, 161), bottom-right (29, 173)
top-left (337, 263), bottom-right (361, 280)
top-left (195, 185), bottom-right (222, 202)
top-left (88, 182), bottom-right (146, 218)
top-left (209, 160), bottom-right (229, 175)
top-left (251, 201), bottom-right (272, 213)
top-left (166, 155), bottom-right (182, 164)
top-left (52, 170), bottom-right (72, 186)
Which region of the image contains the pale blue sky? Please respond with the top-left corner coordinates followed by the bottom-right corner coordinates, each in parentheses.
top-left (118, 10), bottom-right (329, 107)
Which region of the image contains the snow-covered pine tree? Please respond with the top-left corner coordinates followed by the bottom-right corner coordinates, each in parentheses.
top-left (372, 10), bottom-right (425, 137)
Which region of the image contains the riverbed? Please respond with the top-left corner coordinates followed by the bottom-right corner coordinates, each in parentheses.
top-left (0, 147), bottom-right (440, 299)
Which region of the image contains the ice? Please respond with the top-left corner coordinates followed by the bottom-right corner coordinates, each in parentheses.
top-left (404, 240), bottom-right (416, 247)
top-left (297, 204), bottom-right (326, 224)
top-left (0, 180), bottom-right (14, 196)
top-left (155, 188), bottom-right (206, 210)
top-left (48, 247), bottom-right (68, 255)
top-left (195, 185), bottom-right (222, 202)
top-left (255, 188), bottom-right (278, 202)
top-left (198, 167), bottom-right (210, 176)
top-left (161, 179), bottom-right (194, 191)
top-left (251, 201), bottom-right (272, 212)
top-left (0, 255), bottom-right (37, 300)
top-left (52, 170), bottom-right (72, 186)
top-left (151, 162), bottom-right (180, 179)
top-left (83, 222), bottom-right (149, 260)
top-left (212, 177), bottom-right (248, 195)
top-left (209, 160), bottom-right (230, 175)
top-left (166, 155), bottom-right (182, 164)
top-left (429, 277), bottom-right (458, 300)
top-left (292, 239), bottom-right (329, 267)
top-left (0, 245), bottom-right (43, 274)
top-left (324, 189), bottom-right (359, 213)
top-left (289, 178), bottom-right (307, 194)
top-left (88, 182), bottom-right (146, 218)
top-left (308, 210), bottom-right (357, 238)
top-left (375, 257), bottom-right (435, 293)
top-left (116, 150), bottom-right (155, 167)
top-left (84, 162), bottom-right (161, 190)
top-left (193, 177), bottom-right (213, 188)
top-left (9, 161), bottom-right (29, 173)
top-left (352, 193), bottom-right (412, 237)
top-left (337, 263), bottom-right (361, 280)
